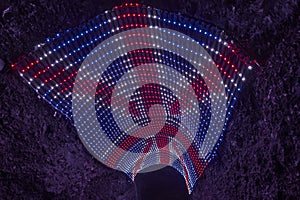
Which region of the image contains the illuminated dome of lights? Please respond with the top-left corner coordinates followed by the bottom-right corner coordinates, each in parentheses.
top-left (11, 3), bottom-right (257, 193)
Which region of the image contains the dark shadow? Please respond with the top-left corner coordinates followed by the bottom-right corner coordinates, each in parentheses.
top-left (135, 165), bottom-right (189, 200)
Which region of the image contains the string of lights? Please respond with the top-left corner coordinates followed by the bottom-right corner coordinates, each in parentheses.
top-left (11, 3), bottom-right (257, 193)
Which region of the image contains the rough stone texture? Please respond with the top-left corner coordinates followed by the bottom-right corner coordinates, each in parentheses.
top-left (0, 0), bottom-right (299, 199)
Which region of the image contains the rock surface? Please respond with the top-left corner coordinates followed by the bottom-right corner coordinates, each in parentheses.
top-left (0, 0), bottom-right (299, 199)
top-left (0, 59), bottom-right (4, 71)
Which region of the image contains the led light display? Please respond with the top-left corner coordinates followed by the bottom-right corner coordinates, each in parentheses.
top-left (11, 3), bottom-right (257, 193)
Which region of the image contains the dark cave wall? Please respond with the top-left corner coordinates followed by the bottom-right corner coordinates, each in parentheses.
top-left (0, 0), bottom-right (299, 199)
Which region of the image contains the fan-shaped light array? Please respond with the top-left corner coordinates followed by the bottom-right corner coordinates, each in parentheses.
top-left (12, 3), bottom-right (256, 193)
